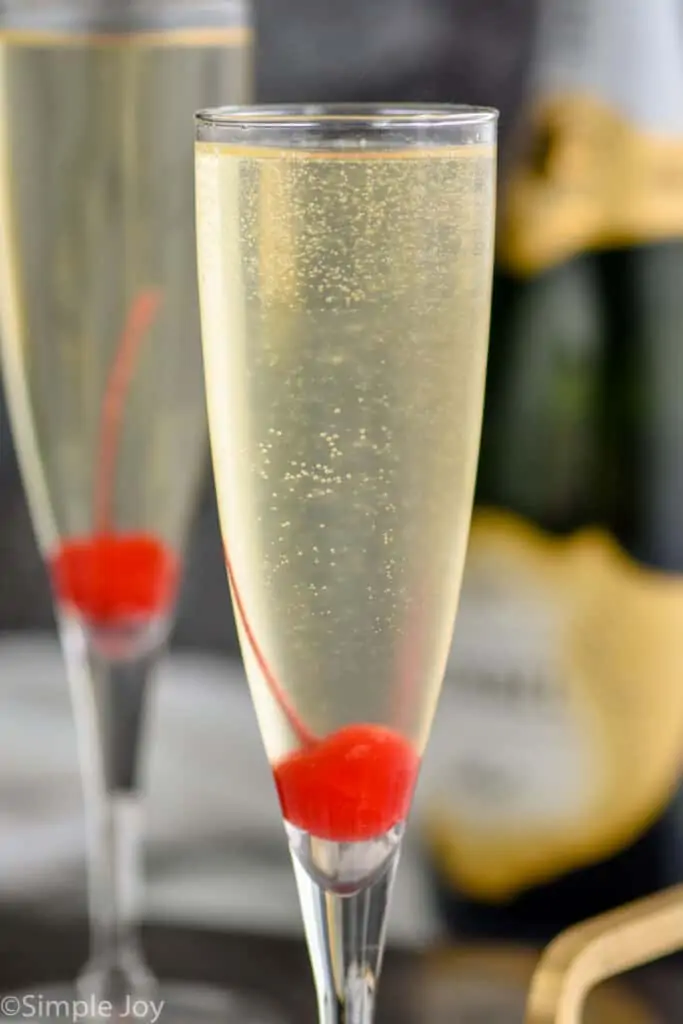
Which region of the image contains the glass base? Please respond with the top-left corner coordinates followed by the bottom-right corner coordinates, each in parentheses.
top-left (0, 981), bottom-right (284, 1024)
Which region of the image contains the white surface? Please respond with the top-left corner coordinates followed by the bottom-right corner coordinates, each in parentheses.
top-left (0, 636), bottom-right (445, 945)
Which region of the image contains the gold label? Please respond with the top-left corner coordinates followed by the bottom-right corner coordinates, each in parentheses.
top-left (498, 95), bottom-right (683, 275)
top-left (498, 0), bottom-right (683, 273)
top-left (424, 510), bottom-right (683, 900)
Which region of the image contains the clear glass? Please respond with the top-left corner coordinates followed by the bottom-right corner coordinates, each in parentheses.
top-left (0, 4), bottom-right (274, 1024)
top-left (195, 104), bottom-right (498, 1024)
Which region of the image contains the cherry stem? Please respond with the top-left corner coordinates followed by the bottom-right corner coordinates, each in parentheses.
top-left (224, 550), bottom-right (318, 749)
top-left (94, 289), bottom-right (163, 536)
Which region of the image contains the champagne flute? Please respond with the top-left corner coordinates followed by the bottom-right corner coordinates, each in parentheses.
top-left (0, 3), bottom-right (277, 1022)
top-left (195, 104), bottom-right (497, 1024)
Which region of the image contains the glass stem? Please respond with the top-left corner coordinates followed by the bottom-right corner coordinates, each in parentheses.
top-left (290, 832), bottom-right (402, 1024)
top-left (61, 618), bottom-right (160, 1005)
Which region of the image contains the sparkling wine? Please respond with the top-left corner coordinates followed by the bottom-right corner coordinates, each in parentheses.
top-left (0, 26), bottom-right (250, 634)
top-left (196, 135), bottom-right (495, 841)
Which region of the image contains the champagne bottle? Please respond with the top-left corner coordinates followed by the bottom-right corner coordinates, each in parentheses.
top-left (422, 0), bottom-right (683, 942)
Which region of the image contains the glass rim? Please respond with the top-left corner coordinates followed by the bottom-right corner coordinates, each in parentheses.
top-left (195, 103), bottom-right (499, 132)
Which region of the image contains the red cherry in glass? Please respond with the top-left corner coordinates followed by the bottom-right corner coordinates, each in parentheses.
top-left (50, 532), bottom-right (179, 626)
top-left (273, 723), bottom-right (419, 843)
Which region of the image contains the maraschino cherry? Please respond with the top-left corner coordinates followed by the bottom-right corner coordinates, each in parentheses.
top-left (52, 531), bottom-right (178, 626)
top-left (274, 723), bottom-right (418, 842)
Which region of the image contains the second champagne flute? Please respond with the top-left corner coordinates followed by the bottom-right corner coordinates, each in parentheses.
top-left (0, 2), bottom-right (277, 1022)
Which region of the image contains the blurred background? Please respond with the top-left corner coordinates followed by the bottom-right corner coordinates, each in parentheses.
top-left (2, 0), bottom-right (683, 1018)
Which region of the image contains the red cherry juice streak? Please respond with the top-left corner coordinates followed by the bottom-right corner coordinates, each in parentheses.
top-left (93, 290), bottom-right (162, 535)
top-left (225, 552), bottom-right (419, 842)
top-left (50, 290), bottom-right (178, 626)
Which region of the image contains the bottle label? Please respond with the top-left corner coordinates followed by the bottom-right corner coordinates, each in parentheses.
top-left (423, 511), bottom-right (683, 901)
top-left (499, 0), bottom-right (683, 274)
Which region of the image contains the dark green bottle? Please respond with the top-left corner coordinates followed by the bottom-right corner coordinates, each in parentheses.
top-left (423, 0), bottom-right (683, 944)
